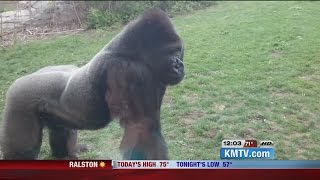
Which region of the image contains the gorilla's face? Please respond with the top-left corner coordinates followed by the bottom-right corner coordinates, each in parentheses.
top-left (158, 45), bottom-right (185, 86)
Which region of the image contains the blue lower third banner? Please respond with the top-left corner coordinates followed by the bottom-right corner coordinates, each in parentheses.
top-left (220, 148), bottom-right (275, 159)
top-left (112, 160), bottom-right (320, 169)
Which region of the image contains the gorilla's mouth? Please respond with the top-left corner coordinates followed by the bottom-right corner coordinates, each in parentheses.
top-left (164, 70), bottom-right (185, 85)
top-left (159, 57), bottom-right (185, 85)
top-left (167, 71), bottom-right (184, 83)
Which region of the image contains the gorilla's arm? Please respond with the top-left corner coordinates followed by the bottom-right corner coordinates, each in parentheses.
top-left (120, 120), bottom-right (168, 160)
top-left (105, 59), bottom-right (170, 160)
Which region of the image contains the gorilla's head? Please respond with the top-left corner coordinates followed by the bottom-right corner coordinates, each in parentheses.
top-left (105, 8), bottom-right (185, 86)
top-left (157, 44), bottom-right (184, 86)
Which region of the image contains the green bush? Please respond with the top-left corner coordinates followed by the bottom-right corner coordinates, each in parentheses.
top-left (87, 8), bottom-right (119, 29)
top-left (85, 1), bottom-right (216, 29)
top-left (112, 1), bottom-right (150, 24)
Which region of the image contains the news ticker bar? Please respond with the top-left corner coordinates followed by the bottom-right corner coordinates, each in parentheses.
top-left (0, 160), bottom-right (319, 169)
top-left (112, 160), bottom-right (320, 169)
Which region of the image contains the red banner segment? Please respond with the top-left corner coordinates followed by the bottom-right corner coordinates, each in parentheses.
top-left (0, 169), bottom-right (319, 179)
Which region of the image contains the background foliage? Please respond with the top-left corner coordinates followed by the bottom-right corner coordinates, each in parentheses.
top-left (84, 1), bottom-right (216, 29)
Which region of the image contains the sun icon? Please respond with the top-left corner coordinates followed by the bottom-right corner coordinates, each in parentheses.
top-left (99, 161), bottom-right (106, 168)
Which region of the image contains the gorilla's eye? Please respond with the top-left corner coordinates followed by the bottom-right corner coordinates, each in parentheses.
top-left (172, 50), bottom-right (182, 58)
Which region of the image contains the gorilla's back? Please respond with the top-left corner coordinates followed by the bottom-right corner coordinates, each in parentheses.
top-left (5, 67), bottom-right (74, 110)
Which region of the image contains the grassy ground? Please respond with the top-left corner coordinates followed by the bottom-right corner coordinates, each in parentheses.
top-left (0, 1), bottom-right (18, 12)
top-left (0, 1), bottom-right (320, 160)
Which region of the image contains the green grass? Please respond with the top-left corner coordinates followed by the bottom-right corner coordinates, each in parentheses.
top-left (1, 1), bottom-right (320, 160)
top-left (0, 1), bottom-right (18, 12)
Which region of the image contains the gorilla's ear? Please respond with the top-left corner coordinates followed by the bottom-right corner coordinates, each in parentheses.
top-left (105, 8), bottom-right (181, 53)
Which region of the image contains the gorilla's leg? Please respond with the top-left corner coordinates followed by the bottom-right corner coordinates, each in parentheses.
top-left (1, 109), bottom-right (43, 160)
top-left (49, 127), bottom-right (87, 159)
top-left (43, 113), bottom-right (88, 159)
top-left (49, 127), bottom-right (70, 159)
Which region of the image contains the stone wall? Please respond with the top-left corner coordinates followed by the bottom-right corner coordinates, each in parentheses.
top-left (0, 1), bottom-right (83, 34)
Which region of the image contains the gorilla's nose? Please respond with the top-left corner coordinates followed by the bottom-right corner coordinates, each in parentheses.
top-left (173, 57), bottom-right (184, 72)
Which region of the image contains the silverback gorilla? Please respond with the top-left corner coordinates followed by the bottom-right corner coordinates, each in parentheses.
top-left (0, 8), bottom-right (184, 160)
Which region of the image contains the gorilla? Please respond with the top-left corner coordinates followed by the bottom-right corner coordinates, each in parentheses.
top-left (0, 8), bottom-right (184, 160)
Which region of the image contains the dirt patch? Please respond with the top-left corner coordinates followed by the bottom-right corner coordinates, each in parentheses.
top-left (0, 26), bottom-right (84, 47)
top-left (181, 110), bottom-right (206, 125)
top-left (300, 74), bottom-right (320, 82)
top-left (249, 112), bottom-right (266, 122)
top-left (266, 120), bottom-right (283, 132)
top-left (182, 93), bottom-right (199, 103)
top-left (233, 102), bottom-right (245, 109)
top-left (162, 95), bottom-right (173, 108)
top-left (203, 128), bottom-right (218, 138)
top-left (174, 140), bottom-right (188, 147)
top-left (271, 50), bottom-right (282, 58)
top-left (271, 91), bottom-right (294, 97)
top-left (214, 104), bottom-right (226, 111)
top-left (241, 128), bottom-right (255, 138)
